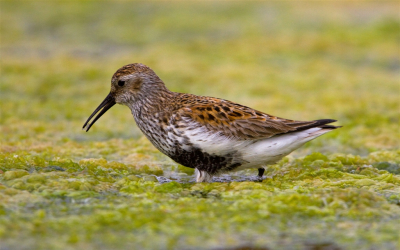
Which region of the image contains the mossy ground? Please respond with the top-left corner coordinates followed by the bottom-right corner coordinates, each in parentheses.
top-left (1, 2), bottom-right (399, 250)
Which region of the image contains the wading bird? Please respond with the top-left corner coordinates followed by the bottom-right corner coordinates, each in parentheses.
top-left (83, 63), bottom-right (340, 182)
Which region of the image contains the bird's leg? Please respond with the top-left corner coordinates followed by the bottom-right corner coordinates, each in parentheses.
top-left (195, 168), bottom-right (213, 182)
top-left (257, 168), bottom-right (265, 181)
top-left (257, 168), bottom-right (265, 177)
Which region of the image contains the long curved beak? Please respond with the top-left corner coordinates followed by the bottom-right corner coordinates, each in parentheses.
top-left (82, 93), bottom-right (116, 132)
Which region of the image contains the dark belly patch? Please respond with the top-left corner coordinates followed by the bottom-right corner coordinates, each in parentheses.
top-left (168, 147), bottom-right (242, 175)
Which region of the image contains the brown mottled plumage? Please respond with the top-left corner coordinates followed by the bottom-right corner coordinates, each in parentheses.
top-left (83, 63), bottom-right (340, 182)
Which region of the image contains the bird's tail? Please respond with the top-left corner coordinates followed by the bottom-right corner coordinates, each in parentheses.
top-left (293, 119), bottom-right (342, 132)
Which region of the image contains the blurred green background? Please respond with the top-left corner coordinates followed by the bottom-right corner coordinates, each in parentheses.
top-left (0, 1), bottom-right (399, 250)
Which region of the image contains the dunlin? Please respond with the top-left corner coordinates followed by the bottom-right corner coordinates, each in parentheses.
top-left (83, 63), bottom-right (340, 182)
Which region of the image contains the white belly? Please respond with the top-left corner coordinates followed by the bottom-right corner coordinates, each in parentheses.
top-left (184, 126), bottom-right (332, 170)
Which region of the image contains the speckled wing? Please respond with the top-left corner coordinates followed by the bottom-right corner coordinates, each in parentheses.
top-left (174, 96), bottom-right (335, 141)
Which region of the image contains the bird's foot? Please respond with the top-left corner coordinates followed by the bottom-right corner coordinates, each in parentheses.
top-left (195, 168), bottom-right (213, 182)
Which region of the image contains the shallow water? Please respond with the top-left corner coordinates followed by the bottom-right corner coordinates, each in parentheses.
top-left (155, 173), bottom-right (267, 184)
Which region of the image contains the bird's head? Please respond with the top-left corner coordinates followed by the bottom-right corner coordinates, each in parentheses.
top-left (83, 63), bottom-right (166, 132)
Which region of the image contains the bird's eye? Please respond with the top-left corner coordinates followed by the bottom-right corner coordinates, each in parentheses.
top-left (118, 80), bottom-right (125, 86)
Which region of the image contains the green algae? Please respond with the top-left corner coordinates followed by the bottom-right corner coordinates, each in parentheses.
top-left (1, 1), bottom-right (400, 250)
top-left (1, 151), bottom-right (399, 249)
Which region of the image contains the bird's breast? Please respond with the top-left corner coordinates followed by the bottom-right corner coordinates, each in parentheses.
top-left (133, 113), bottom-right (245, 173)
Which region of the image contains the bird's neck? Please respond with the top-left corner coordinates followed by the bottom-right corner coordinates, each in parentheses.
top-left (128, 84), bottom-right (175, 120)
